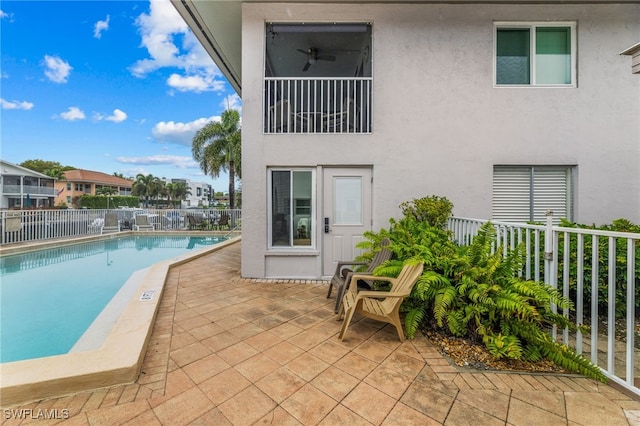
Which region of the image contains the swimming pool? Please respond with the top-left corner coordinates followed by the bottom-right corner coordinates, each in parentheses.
top-left (0, 235), bottom-right (226, 363)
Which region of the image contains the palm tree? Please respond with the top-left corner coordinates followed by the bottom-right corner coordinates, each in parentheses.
top-left (192, 109), bottom-right (241, 209)
top-left (166, 182), bottom-right (191, 208)
top-left (43, 167), bottom-right (67, 181)
top-left (96, 186), bottom-right (117, 196)
top-left (132, 174), bottom-right (160, 207)
top-left (155, 181), bottom-right (168, 207)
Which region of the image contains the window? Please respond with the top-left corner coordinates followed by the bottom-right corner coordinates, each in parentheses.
top-left (66, 183), bottom-right (71, 190)
top-left (495, 22), bottom-right (575, 86)
top-left (269, 169), bottom-right (314, 248)
top-left (492, 165), bottom-right (574, 223)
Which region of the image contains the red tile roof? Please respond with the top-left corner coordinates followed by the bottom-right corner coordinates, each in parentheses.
top-left (63, 169), bottom-right (133, 187)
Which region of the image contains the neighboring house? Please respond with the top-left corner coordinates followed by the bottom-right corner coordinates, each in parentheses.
top-left (0, 159), bottom-right (56, 209)
top-left (56, 169), bottom-right (133, 208)
top-left (172, 1), bottom-right (640, 279)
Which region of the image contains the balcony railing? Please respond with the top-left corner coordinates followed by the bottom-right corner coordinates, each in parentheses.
top-left (1, 185), bottom-right (56, 196)
top-left (448, 213), bottom-right (640, 397)
top-left (264, 77), bottom-right (372, 134)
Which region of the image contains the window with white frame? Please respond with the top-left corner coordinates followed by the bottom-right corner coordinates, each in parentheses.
top-left (492, 165), bottom-right (574, 223)
top-left (495, 22), bottom-right (576, 87)
top-left (269, 169), bottom-right (314, 248)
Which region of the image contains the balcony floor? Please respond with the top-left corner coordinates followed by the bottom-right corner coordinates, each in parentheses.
top-left (5, 241), bottom-right (640, 424)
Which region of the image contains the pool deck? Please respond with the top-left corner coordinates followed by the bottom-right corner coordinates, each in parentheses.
top-left (2, 240), bottom-right (640, 425)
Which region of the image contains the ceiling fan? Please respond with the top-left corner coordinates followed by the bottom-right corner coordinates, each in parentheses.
top-left (297, 47), bottom-right (336, 71)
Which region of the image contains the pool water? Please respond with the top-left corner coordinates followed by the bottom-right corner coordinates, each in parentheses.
top-left (0, 235), bottom-right (225, 363)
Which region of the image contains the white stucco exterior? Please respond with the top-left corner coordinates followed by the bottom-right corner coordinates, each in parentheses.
top-left (171, 1), bottom-right (639, 279)
top-left (237, 3), bottom-right (639, 279)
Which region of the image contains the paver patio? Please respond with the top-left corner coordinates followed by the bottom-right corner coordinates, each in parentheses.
top-left (3, 241), bottom-right (640, 425)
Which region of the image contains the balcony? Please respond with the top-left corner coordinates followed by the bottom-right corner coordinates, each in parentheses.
top-left (264, 77), bottom-right (372, 134)
top-left (2, 185), bottom-right (56, 196)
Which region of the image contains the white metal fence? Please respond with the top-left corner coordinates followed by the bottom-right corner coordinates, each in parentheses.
top-left (448, 212), bottom-right (640, 396)
top-left (0, 208), bottom-right (242, 245)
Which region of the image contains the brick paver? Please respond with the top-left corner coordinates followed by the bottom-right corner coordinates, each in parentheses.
top-left (3, 241), bottom-right (640, 425)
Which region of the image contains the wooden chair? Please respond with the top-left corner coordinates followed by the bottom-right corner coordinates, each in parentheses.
top-left (337, 262), bottom-right (424, 342)
top-left (327, 238), bottom-right (392, 313)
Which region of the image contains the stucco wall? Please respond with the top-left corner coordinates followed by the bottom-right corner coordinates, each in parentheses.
top-left (241, 3), bottom-right (640, 279)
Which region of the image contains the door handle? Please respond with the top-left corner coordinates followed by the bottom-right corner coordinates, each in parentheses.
top-left (324, 217), bottom-right (331, 233)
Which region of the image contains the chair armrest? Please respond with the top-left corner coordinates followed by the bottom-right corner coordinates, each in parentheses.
top-left (356, 290), bottom-right (408, 300)
top-left (347, 274), bottom-right (397, 292)
top-left (334, 261), bottom-right (369, 276)
top-left (344, 271), bottom-right (373, 289)
top-left (355, 290), bottom-right (409, 301)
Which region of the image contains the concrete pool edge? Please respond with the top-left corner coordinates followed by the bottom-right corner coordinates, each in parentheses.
top-left (0, 236), bottom-right (241, 407)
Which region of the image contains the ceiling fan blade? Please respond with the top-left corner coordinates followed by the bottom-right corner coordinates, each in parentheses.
top-left (302, 61), bottom-right (311, 72)
top-left (296, 49), bottom-right (309, 55)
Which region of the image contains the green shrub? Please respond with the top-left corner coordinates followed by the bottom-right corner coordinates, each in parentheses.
top-left (398, 195), bottom-right (453, 229)
top-left (78, 195), bottom-right (140, 209)
top-left (556, 218), bottom-right (640, 318)
top-left (360, 197), bottom-right (606, 381)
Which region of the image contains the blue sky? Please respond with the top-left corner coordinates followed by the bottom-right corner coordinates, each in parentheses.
top-left (1, 0), bottom-right (239, 192)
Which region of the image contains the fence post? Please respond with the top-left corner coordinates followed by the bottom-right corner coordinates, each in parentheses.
top-left (544, 210), bottom-right (557, 339)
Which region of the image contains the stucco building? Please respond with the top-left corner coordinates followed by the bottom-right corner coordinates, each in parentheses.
top-left (172, 0), bottom-right (640, 279)
top-left (56, 169), bottom-right (133, 208)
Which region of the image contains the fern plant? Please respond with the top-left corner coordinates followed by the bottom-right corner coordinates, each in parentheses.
top-left (362, 198), bottom-right (607, 382)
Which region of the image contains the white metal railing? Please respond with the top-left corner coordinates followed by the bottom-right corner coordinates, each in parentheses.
top-left (0, 208), bottom-right (242, 245)
top-left (264, 77), bottom-right (372, 134)
top-left (448, 213), bottom-right (640, 396)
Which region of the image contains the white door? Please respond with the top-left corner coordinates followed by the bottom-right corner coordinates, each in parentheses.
top-left (322, 167), bottom-right (372, 276)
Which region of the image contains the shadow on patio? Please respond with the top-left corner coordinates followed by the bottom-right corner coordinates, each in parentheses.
top-left (8, 241), bottom-right (640, 425)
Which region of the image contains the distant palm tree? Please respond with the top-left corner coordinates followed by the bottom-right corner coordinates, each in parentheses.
top-left (96, 186), bottom-right (117, 196)
top-left (166, 182), bottom-right (191, 208)
top-left (113, 172), bottom-right (131, 180)
top-left (132, 174), bottom-right (161, 207)
top-left (155, 181), bottom-right (168, 206)
top-left (43, 167), bottom-right (67, 181)
top-left (192, 109), bottom-right (241, 209)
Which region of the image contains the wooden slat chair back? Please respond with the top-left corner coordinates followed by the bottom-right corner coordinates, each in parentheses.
top-left (337, 262), bottom-right (424, 342)
top-left (327, 238), bottom-right (392, 313)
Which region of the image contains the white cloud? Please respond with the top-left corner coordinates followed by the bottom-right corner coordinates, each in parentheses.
top-left (130, 0), bottom-right (224, 93)
top-left (221, 94), bottom-right (242, 112)
top-left (43, 55), bottom-right (72, 83)
top-left (166, 73), bottom-right (225, 93)
top-left (94, 15), bottom-right (110, 39)
top-left (1, 98), bottom-right (34, 110)
top-left (115, 155), bottom-right (199, 169)
top-left (94, 109), bottom-right (127, 122)
top-left (1, 10), bottom-right (14, 22)
top-left (152, 115), bottom-right (219, 146)
top-left (57, 106), bottom-right (85, 121)
top-left (107, 109), bottom-right (127, 122)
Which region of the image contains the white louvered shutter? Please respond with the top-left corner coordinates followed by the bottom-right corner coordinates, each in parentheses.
top-left (532, 167), bottom-right (571, 223)
top-left (492, 166), bottom-right (531, 222)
